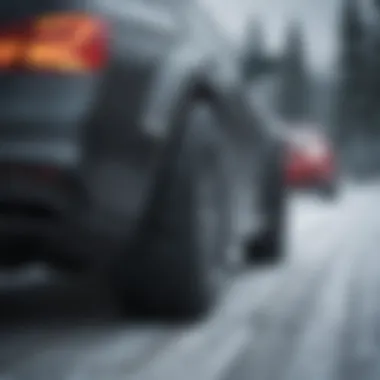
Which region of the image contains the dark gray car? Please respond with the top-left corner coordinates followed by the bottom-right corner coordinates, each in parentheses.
top-left (0, 0), bottom-right (287, 319)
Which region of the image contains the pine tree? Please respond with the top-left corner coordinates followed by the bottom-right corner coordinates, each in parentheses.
top-left (276, 21), bottom-right (311, 122)
top-left (366, 0), bottom-right (380, 135)
top-left (241, 19), bottom-right (268, 80)
top-left (335, 0), bottom-right (367, 144)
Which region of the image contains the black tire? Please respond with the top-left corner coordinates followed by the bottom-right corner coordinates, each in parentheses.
top-left (245, 143), bottom-right (287, 265)
top-left (110, 102), bottom-right (232, 321)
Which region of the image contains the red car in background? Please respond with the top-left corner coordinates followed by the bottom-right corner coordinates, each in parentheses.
top-left (285, 126), bottom-right (338, 199)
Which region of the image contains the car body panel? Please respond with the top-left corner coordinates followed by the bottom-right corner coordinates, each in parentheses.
top-left (0, 0), bottom-right (279, 267)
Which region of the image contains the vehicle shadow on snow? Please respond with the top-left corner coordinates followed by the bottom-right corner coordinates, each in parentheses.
top-left (0, 266), bottom-right (194, 330)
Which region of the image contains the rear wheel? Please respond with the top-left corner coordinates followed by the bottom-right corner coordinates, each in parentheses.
top-left (245, 143), bottom-right (287, 265)
top-left (110, 103), bottom-right (232, 320)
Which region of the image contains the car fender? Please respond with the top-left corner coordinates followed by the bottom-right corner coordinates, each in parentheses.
top-left (140, 45), bottom-right (214, 141)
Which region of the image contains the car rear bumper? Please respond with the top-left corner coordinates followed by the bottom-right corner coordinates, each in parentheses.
top-left (0, 206), bottom-right (131, 266)
top-left (0, 158), bottom-right (132, 263)
top-left (0, 120), bottom-right (135, 268)
top-left (0, 72), bottom-right (161, 268)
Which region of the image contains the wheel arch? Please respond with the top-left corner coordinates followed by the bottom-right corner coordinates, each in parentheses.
top-left (139, 76), bottom-right (228, 221)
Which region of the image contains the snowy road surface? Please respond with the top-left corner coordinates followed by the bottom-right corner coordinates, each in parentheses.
top-left (0, 181), bottom-right (378, 380)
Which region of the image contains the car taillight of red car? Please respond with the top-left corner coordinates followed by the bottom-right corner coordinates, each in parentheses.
top-left (285, 134), bottom-right (335, 186)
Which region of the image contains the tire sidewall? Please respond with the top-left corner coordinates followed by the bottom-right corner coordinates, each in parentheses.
top-left (168, 103), bottom-right (231, 311)
top-left (110, 102), bottom-right (232, 318)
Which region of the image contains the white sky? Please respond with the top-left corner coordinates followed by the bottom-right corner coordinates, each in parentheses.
top-left (202, 0), bottom-right (343, 74)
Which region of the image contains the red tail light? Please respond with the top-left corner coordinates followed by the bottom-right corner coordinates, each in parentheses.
top-left (0, 13), bottom-right (108, 72)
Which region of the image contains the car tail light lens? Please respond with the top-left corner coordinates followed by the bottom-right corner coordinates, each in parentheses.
top-left (0, 13), bottom-right (108, 72)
